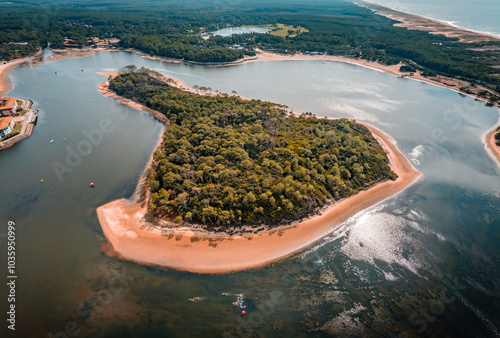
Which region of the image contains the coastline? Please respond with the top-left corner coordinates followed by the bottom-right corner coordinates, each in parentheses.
top-left (358, 1), bottom-right (500, 44)
top-left (0, 50), bottom-right (43, 96)
top-left (96, 74), bottom-right (423, 274)
top-left (175, 51), bottom-right (499, 107)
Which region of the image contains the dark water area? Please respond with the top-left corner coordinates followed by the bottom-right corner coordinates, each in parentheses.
top-left (0, 51), bottom-right (499, 337)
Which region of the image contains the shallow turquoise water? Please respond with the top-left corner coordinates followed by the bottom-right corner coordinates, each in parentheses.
top-left (0, 51), bottom-right (499, 337)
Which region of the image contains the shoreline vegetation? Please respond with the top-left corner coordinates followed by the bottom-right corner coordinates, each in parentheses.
top-left (95, 70), bottom-right (422, 273)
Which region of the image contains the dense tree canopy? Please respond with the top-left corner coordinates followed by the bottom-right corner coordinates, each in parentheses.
top-left (109, 70), bottom-right (396, 227)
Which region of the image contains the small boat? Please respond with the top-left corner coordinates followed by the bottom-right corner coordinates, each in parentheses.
top-left (50, 140), bottom-right (54, 143)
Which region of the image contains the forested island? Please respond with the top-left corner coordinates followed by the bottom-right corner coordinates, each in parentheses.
top-left (108, 68), bottom-right (396, 227)
top-left (1, 0), bottom-right (499, 104)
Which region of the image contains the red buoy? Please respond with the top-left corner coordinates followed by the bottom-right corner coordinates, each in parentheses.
top-left (55, 72), bottom-right (57, 74)
top-left (90, 183), bottom-right (95, 187)
top-left (241, 311), bottom-right (246, 316)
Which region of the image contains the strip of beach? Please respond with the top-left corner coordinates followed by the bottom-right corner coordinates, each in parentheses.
top-left (358, 1), bottom-right (500, 44)
top-left (96, 71), bottom-right (423, 274)
top-left (484, 117), bottom-right (500, 168)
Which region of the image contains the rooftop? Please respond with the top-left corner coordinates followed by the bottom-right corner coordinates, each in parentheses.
top-left (0, 97), bottom-right (17, 110)
top-left (0, 116), bottom-right (13, 130)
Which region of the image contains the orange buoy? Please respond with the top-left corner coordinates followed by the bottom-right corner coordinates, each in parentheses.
top-left (241, 311), bottom-right (246, 316)
top-left (40, 179), bottom-right (44, 183)
top-left (90, 183), bottom-right (95, 187)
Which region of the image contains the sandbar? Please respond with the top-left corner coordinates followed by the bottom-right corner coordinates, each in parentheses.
top-left (484, 114), bottom-right (500, 169)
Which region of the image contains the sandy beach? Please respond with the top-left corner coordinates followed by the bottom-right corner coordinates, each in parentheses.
top-left (96, 73), bottom-right (422, 273)
top-left (359, 1), bottom-right (500, 44)
top-left (48, 48), bottom-right (105, 61)
top-left (0, 51), bottom-right (43, 96)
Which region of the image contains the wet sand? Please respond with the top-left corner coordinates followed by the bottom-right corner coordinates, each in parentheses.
top-left (96, 74), bottom-right (422, 274)
top-left (0, 51), bottom-right (43, 95)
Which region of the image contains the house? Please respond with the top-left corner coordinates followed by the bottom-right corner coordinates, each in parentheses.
top-left (0, 116), bottom-right (14, 138)
top-left (0, 97), bottom-right (18, 116)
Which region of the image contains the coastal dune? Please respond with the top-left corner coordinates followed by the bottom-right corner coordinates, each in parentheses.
top-left (96, 109), bottom-right (422, 273)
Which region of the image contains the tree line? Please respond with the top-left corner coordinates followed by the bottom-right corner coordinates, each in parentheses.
top-left (1, 0), bottom-right (499, 97)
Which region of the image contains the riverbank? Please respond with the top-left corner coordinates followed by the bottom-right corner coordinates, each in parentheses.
top-left (207, 51), bottom-right (498, 107)
top-left (0, 50), bottom-right (43, 96)
top-left (358, 1), bottom-right (500, 44)
top-left (47, 46), bottom-right (499, 107)
top-left (47, 48), bottom-right (110, 61)
top-left (97, 74), bottom-right (169, 124)
top-left (96, 74), bottom-right (422, 274)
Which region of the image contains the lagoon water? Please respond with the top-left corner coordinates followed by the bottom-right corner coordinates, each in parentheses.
top-left (201, 27), bottom-right (271, 40)
top-left (365, 0), bottom-right (500, 37)
top-left (0, 51), bottom-right (499, 336)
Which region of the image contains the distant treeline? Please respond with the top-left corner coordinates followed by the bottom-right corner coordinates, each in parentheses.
top-left (109, 69), bottom-right (396, 227)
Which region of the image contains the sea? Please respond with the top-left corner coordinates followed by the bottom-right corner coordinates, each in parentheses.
top-left (363, 0), bottom-right (500, 37)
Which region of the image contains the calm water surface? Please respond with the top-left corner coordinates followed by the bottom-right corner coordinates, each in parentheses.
top-left (201, 27), bottom-right (271, 40)
top-left (0, 51), bottom-right (499, 337)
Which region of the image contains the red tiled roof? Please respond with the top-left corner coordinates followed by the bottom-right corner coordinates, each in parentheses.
top-left (0, 116), bottom-right (13, 130)
top-left (0, 97), bottom-right (16, 110)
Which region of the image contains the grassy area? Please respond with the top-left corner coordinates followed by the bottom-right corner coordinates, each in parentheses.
top-left (245, 23), bottom-right (309, 38)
